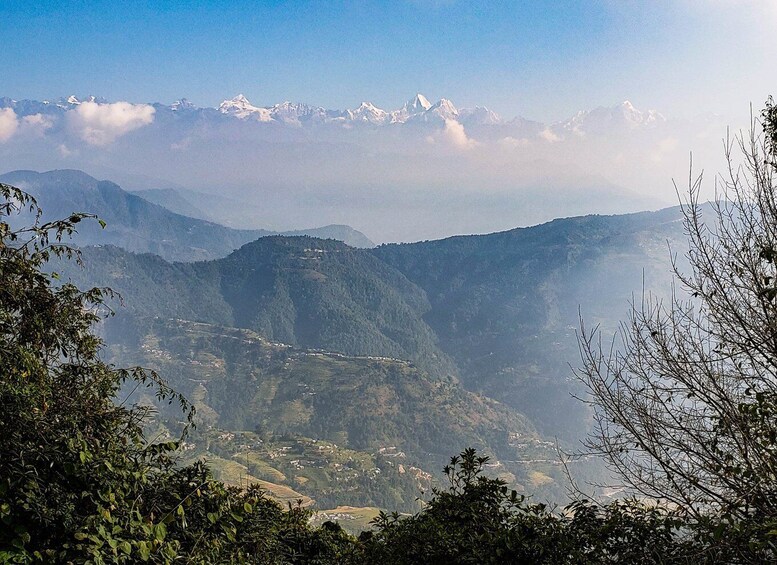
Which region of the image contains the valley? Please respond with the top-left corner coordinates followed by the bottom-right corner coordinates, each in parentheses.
top-left (12, 169), bottom-right (681, 515)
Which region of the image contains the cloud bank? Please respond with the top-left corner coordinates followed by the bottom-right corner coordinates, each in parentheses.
top-left (0, 108), bottom-right (18, 142)
top-left (67, 101), bottom-right (155, 145)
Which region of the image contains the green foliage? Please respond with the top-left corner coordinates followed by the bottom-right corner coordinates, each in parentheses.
top-left (360, 448), bottom-right (684, 564)
top-left (360, 448), bottom-right (777, 564)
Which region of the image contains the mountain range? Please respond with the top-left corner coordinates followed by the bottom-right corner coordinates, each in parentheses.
top-left (27, 169), bottom-right (688, 438)
top-left (0, 169), bottom-right (373, 260)
top-left (70, 208), bottom-right (683, 439)
top-left (0, 94), bottom-right (723, 242)
top-left (2, 168), bottom-right (686, 508)
top-left (0, 92), bottom-right (668, 135)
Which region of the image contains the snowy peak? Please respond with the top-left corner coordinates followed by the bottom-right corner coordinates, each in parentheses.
top-left (218, 94), bottom-right (253, 113)
top-left (58, 95), bottom-right (104, 108)
top-left (170, 98), bottom-right (196, 111)
top-left (427, 98), bottom-right (459, 121)
top-left (400, 97), bottom-right (461, 124)
top-left (218, 96), bottom-right (332, 124)
top-left (218, 94), bottom-right (272, 121)
top-left (390, 93), bottom-right (434, 123)
top-left (557, 100), bottom-right (666, 136)
top-left (348, 102), bottom-right (389, 124)
top-left (459, 106), bottom-right (503, 125)
top-left (268, 101), bottom-right (330, 125)
top-left (405, 93), bottom-right (432, 113)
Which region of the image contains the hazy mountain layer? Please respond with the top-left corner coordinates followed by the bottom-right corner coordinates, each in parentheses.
top-left (132, 186), bottom-right (375, 248)
top-left (0, 94), bottom-right (726, 242)
top-left (373, 208), bottom-right (687, 437)
top-left (0, 169), bottom-right (374, 260)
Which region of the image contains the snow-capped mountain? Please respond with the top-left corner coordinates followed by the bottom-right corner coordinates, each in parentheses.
top-left (389, 94), bottom-right (433, 123)
top-left (266, 101), bottom-right (333, 125)
top-left (58, 95), bottom-right (106, 107)
top-left (344, 102), bottom-right (389, 125)
top-left (218, 94), bottom-right (272, 121)
top-left (407, 98), bottom-right (459, 123)
top-left (0, 92), bottom-right (671, 140)
top-left (170, 98), bottom-right (196, 112)
top-left (459, 106), bottom-right (503, 125)
top-left (214, 92), bottom-right (467, 127)
top-left (556, 100), bottom-right (666, 136)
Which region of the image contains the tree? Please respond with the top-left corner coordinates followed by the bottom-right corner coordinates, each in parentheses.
top-left (577, 101), bottom-right (777, 554)
top-left (361, 448), bottom-right (690, 564)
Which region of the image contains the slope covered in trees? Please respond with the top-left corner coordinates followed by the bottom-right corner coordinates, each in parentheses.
top-left (65, 203), bottom-right (689, 439)
top-left (63, 237), bottom-right (456, 378)
top-left (106, 318), bottom-right (553, 510)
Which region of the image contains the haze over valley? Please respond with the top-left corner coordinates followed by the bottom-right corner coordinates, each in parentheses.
top-left (4, 1), bottom-right (777, 560)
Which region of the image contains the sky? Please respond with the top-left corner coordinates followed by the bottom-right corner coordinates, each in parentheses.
top-left (1, 0), bottom-right (775, 122)
top-left (0, 0), bottom-right (776, 242)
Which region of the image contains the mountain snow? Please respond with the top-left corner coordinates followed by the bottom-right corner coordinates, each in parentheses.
top-left (459, 106), bottom-right (503, 125)
top-left (218, 94), bottom-right (273, 121)
top-left (170, 98), bottom-right (196, 112)
top-left (345, 102), bottom-right (389, 125)
top-left (0, 92), bottom-right (671, 139)
top-left (556, 100), bottom-right (666, 136)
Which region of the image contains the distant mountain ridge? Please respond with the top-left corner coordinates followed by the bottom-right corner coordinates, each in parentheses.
top-left (372, 207), bottom-right (687, 437)
top-left (0, 93), bottom-right (667, 135)
top-left (0, 169), bottom-right (374, 260)
top-left (130, 186), bottom-right (374, 248)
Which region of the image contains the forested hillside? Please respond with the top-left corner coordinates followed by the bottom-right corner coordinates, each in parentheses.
top-left (63, 237), bottom-right (456, 378)
top-left (64, 205), bottom-right (688, 440)
top-left (104, 318), bottom-right (563, 509)
top-left (372, 208), bottom-right (686, 437)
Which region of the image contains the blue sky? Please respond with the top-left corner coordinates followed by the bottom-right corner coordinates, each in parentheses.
top-left (1, 0), bottom-right (775, 121)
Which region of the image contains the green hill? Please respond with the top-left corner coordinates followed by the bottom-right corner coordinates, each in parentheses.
top-left (66, 207), bottom-right (687, 441)
top-left (65, 237), bottom-right (454, 377)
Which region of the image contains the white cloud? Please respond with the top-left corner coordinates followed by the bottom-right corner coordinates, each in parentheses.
top-left (0, 108), bottom-right (19, 142)
top-left (538, 128), bottom-right (561, 143)
top-left (651, 136), bottom-right (679, 163)
top-left (20, 113), bottom-right (55, 137)
top-left (67, 101), bottom-right (155, 145)
top-left (427, 119), bottom-right (477, 149)
top-left (57, 144), bottom-right (75, 157)
top-left (499, 136), bottom-right (530, 148)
